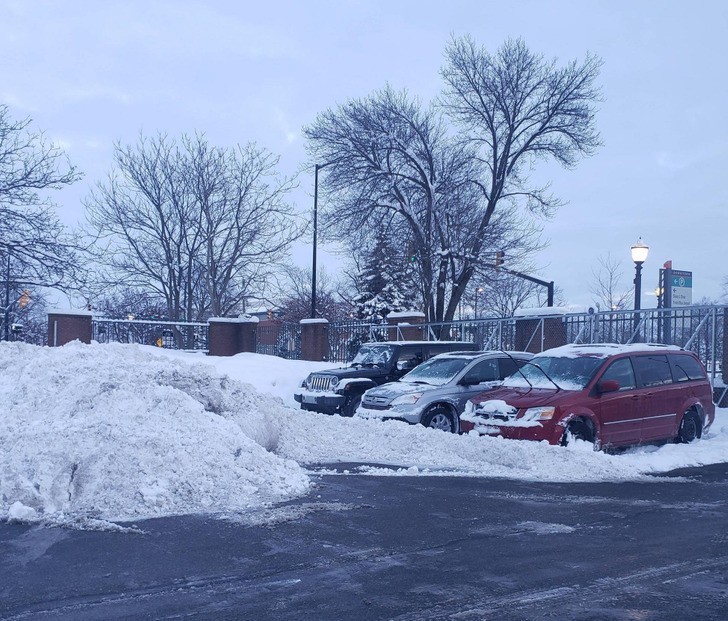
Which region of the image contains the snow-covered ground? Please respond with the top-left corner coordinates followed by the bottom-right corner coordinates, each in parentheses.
top-left (2, 341), bottom-right (728, 529)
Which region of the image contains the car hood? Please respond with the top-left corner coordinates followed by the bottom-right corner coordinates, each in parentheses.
top-left (313, 366), bottom-right (390, 380)
top-left (468, 386), bottom-right (577, 409)
top-left (366, 381), bottom-right (440, 399)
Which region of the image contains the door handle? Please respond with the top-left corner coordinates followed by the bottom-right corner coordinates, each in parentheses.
top-left (630, 395), bottom-right (640, 401)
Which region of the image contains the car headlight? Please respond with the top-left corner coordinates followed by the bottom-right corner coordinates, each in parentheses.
top-left (522, 406), bottom-right (556, 421)
top-left (329, 376), bottom-right (339, 388)
top-left (301, 376), bottom-right (311, 388)
top-left (391, 393), bottom-right (423, 406)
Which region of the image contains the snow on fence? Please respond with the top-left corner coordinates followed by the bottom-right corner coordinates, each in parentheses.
top-left (92, 318), bottom-right (209, 352)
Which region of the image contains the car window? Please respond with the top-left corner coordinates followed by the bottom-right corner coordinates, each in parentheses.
top-left (503, 355), bottom-right (603, 390)
top-left (461, 359), bottom-right (499, 384)
top-left (352, 344), bottom-right (396, 366)
top-left (397, 347), bottom-right (423, 367)
top-left (402, 356), bottom-right (470, 385)
top-left (600, 358), bottom-right (636, 390)
top-left (670, 354), bottom-right (707, 382)
top-left (498, 357), bottom-right (527, 380)
top-left (633, 355), bottom-right (673, 387)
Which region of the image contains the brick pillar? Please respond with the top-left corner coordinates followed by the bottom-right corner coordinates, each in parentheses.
top-left (300, 319), bottom-right (329, 361)
top-left (386, 311), bottom-right (425, 341)
top-left (207, 317), bottom-right (258, 357)
top-left (47, 311), bottom-right (93, 346)
top-left (515, 314), bottom-right (567, 354)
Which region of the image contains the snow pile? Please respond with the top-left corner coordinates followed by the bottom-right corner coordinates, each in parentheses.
top-left (0, 341), bottom-right (309, 527)
top-left (3, 341), bottom-right (728, 529)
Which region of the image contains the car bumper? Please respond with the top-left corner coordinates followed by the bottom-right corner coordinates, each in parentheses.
top-left (293, 390), bottom-right (345, 414)
top-left (357, 405), bottom-right (423, 425)
top-left (460, 417), bottom-right (562, 444)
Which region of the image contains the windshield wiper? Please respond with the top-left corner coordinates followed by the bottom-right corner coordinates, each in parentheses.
top-left (523, 360), bottom-right (562, 391)
top-left (500, 351), bottom-right (533, 390)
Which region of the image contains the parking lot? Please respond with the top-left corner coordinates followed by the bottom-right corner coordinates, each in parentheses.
top-left (2, 462), bottom-right (728, 620)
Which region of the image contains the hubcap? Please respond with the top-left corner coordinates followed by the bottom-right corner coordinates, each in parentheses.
top-left (429, 412), bottom-right (452, 432)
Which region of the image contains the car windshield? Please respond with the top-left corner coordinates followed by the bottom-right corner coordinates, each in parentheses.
top-left (351, 344), bottom-right (396, 367)
top-left (401, 357), bottom-right (471, 386)
top-left (503, 355), bottom-right (605, 390)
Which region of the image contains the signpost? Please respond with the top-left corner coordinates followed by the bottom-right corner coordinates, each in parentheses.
top-left (670, 270), bottom-right (693, 307)
top-left (657, 263), bottom-right (693, 346)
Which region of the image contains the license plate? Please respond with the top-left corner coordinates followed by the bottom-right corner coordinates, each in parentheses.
top-left (303, 395), bottom-right (317, 404)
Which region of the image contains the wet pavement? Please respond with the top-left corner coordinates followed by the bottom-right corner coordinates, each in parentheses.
top-left (2, 463), bottom-right (728, 620)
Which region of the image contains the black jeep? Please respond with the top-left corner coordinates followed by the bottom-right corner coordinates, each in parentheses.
top-left (293, 341), bottom-right (478, 416)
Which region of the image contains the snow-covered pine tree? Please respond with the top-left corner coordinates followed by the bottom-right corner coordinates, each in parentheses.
top-left (353, 232), bottom-right (413, 322)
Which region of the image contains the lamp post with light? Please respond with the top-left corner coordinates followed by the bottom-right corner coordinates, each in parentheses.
top-left (631, 238), bottom-right (649, 333)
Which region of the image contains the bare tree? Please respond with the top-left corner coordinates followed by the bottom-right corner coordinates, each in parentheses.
top-left (306, 86), bottom-right (537, 323)
top-left (590, 253), bottom-right (632, 311)
top-left (306, 38), bottom-right (600, 323)
top-left (275, 265), bottom-right (348, 322)
top-left (186, 137), bottom-right (298, 316)
top-left (441, 37), bottom-right (602, 212)
top-left (474, 272), bottom-right (543, 318)
top-left (85, 134), bottom-right (300, 321)
top-left (0, 104), bottom-right (82, 293)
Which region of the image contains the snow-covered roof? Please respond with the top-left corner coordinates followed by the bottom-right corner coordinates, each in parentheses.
top-left (387, 311), bottom-right (426, 319)
top-left (209, 316), bottom-right (259, 324)
top-left (48, 309), bottom-right (94, 317)
top-left (513, 306), bottom-right (589, 317)
top-left (538, 343), bottom-right (681, 358)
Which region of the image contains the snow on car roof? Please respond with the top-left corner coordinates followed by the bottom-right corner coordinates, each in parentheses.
top-left (432, 350), bottom-right (533, 360)
top-left (537, 343), bottom-right (682, 358)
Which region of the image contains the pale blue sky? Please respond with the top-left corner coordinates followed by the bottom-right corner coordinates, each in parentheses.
top-left (2, 0), bottom-right (726, 308)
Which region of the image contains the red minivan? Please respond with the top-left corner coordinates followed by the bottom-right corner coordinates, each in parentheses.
top-left (460, 344), bottom-right (715, 450)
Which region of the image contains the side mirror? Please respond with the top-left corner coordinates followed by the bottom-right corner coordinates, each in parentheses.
top-left (397, 360), bottom-right (415, 372)
top-left (597, 379), bottom-right (620, 394)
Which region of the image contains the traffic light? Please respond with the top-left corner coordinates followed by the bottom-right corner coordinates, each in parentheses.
top-left (18, 290), bottom-right (31, 309)
top-left (495, 251), bottom-right (505, 269)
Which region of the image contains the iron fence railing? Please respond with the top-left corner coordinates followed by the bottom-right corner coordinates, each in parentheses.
top-left (92, 318), bottom-right (209, 351)
top-left (256, 320), bottom-right (301, 359)
top-left (87, 306), bottom-right (727, 392)
top-left (320, 306), bottom-right (727, 380)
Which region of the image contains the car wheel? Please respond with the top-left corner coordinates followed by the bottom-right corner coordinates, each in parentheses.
top-left (422, 406), bottom-right (456, 433)
top-left (677, 410), bottom-right (701, 443)
top-left (561, 419), bottom-right (594, 447)
top-left (342, 394), bottom-right (362, 418)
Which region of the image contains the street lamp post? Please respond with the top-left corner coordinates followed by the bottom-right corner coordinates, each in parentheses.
top-left (311, 161), bottom-right (335, 319)
top-left (311, 164), bottom-right (321, 319)
top-left (631, 237), bottom-right (649, 333)
top-left (474, 287), bottom-right (484, 319)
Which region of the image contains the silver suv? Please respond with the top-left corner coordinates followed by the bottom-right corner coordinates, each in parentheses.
top-left (357, 351), bottom-right (532, 433)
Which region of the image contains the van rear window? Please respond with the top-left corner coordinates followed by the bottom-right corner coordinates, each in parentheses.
top-left (670, 354), bottom-right (707, 381)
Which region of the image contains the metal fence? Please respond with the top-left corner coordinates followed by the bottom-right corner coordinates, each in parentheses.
top-left (92, 318), bottom-right (209, 351)
top-left (320, 306), bottom-right (727, 383)
top-left (255, 320), bottom-right (301, 359)
top-left (88, 306), bottom-right (727, 387)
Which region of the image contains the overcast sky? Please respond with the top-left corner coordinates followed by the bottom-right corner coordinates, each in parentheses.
top-left (2, 0), bottom-right (726, 309)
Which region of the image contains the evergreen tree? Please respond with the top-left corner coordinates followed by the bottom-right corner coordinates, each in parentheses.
top-left (353, 232), bottom-right (413, 321)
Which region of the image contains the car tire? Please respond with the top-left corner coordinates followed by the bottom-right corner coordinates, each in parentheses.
top-left (561, 419), bottom-right (594, 447)
top-left (677, 410), bottom-right (701, 443)
top-left (422, 406), bottom-right (457, 433)
top-left (342, 394), bottom-right (362, 418)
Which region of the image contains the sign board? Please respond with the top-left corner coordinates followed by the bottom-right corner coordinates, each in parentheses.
top-left (670, 269), bottom-right (692, 307)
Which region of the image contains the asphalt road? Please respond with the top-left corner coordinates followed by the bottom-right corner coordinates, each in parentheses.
top-left (2, 463), bottom-right (728, 620)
